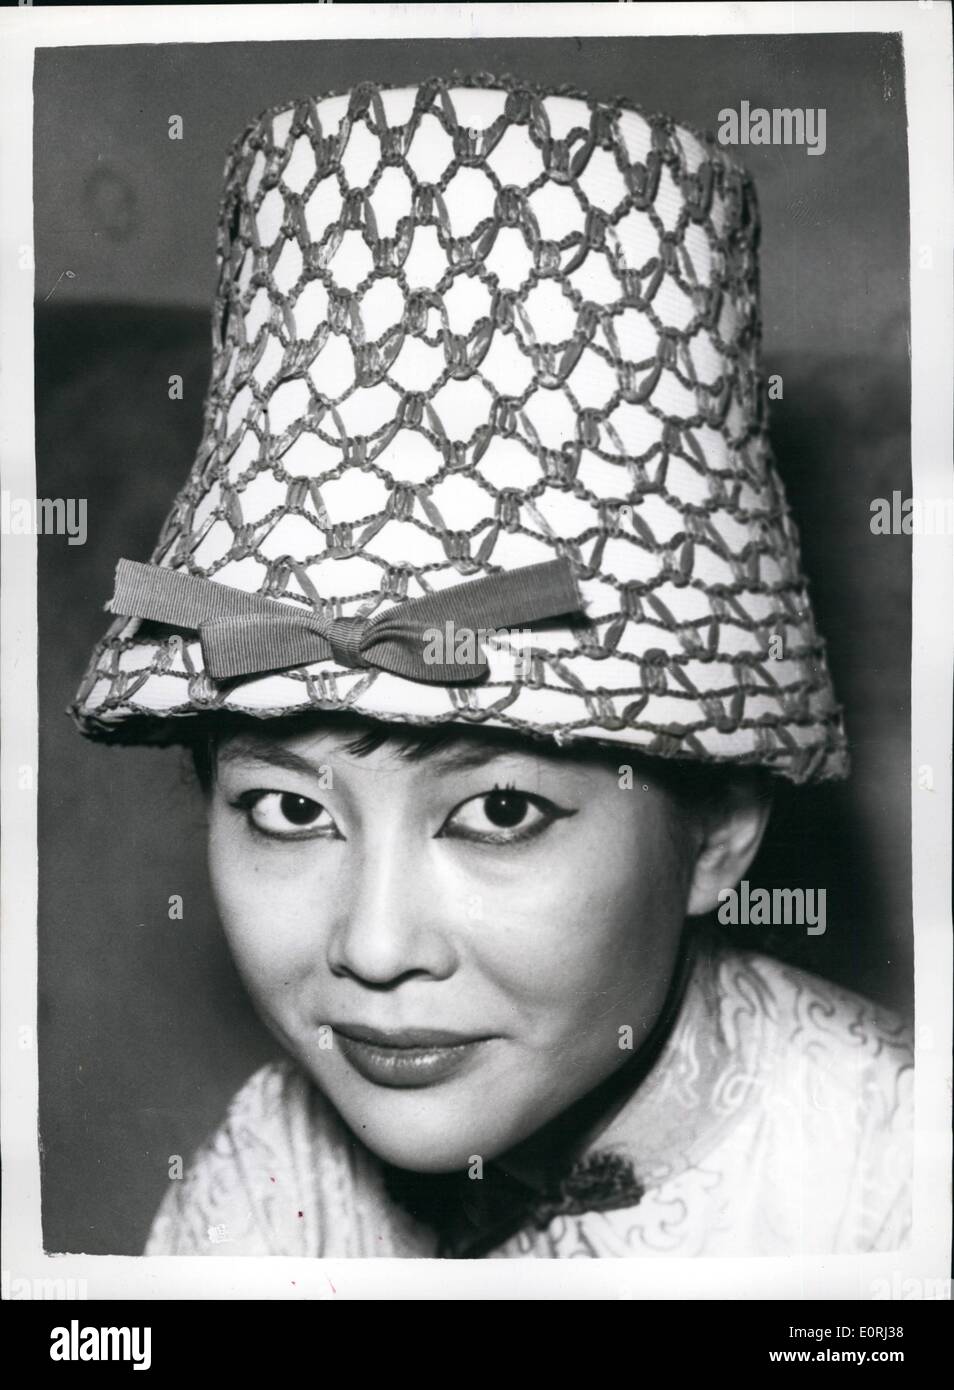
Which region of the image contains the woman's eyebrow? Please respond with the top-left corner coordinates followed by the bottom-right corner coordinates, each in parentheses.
top-left (216, 739), bottom-right (325, 778)
top-left (426, 744), bottom-right (540, 775)
top-left (216, 735), bottom-right (545, 778)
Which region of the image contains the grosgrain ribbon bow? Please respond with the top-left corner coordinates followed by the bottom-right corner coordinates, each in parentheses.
top-left (108, 557), bottom-right (582, 684)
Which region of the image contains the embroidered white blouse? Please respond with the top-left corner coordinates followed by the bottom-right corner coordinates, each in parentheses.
top-left (145, 936), bottom-right (913, 1258)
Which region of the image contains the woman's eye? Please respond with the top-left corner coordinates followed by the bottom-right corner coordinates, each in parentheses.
top-left (442, 788), bottom-right (568, 844)
top-left (239, 791), bottom-right (337, 839)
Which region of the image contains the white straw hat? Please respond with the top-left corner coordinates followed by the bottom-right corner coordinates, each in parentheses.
top-left (71, 74), bottom-right (848, 784)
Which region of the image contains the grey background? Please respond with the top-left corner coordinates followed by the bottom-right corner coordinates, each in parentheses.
top-left (35, 33), bottom-right (912, 1255)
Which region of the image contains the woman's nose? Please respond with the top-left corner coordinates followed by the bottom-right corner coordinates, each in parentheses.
top-left (326, 830), bottom-right (458, 986)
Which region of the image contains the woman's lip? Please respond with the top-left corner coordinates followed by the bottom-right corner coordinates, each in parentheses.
top-left (330, 1028), bottom-right (494, 1089)
top-left (330, 1023), bottom-right (492, 1048)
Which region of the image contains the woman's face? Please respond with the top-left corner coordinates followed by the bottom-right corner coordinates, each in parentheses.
top-left (208, 723), bottom-right (698, 1173)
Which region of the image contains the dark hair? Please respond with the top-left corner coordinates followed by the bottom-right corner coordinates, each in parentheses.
top-left (185, 709), bottom-right (771, 830)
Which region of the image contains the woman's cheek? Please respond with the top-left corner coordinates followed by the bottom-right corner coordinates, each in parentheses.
top-left (465, 887), bottom-right (627, 1039)
top-left (498, 856), bottom-right (681, 1050)
top-left (211, 843), bottom-right (310, 990)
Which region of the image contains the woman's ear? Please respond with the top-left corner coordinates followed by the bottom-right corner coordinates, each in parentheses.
top-left (685, 776), bottom-right (773, 917)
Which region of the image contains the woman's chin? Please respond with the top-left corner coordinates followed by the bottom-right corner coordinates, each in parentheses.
top-left (367, 1138), bottom-right (482, 1174)
top-left (330, 1092), bottom-right (526, 1174)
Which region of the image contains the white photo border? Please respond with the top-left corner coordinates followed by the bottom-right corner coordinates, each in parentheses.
top-left (2, 0), bottom-right (951, 1301)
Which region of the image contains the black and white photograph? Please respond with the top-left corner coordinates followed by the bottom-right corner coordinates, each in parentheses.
top-left (2, 0), bottom-right (951, 1320)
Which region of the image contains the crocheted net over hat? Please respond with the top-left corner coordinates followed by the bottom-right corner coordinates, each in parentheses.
top-left (71, 74), bottom-right (848, 784)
